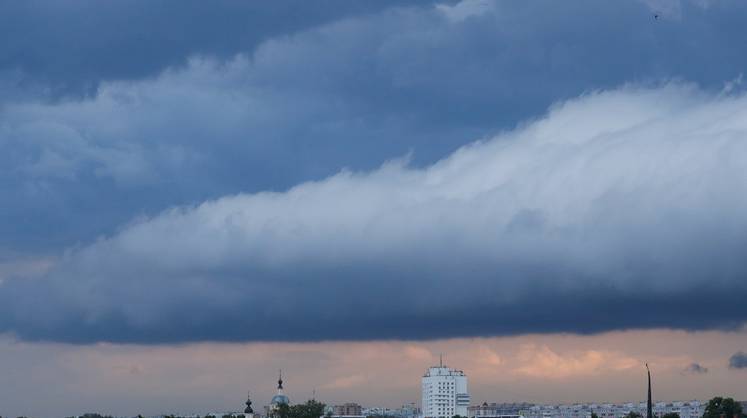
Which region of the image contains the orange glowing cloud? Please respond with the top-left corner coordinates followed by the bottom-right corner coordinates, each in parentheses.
top-left (512, 344), bottom-right (640, 379)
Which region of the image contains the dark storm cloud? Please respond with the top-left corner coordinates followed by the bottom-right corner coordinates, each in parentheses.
top-left (729, 352), bottom-right (747, 369)
top-left (0, 0), bottom-right (438, 100)
top-left (682, 363), bottom-right (708, 375)
top-left (1, 85), bottom-right (747, 343)
top-left (3, 1), bottom-right (747, 343)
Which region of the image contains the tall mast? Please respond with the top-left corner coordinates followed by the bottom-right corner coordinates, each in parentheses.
top-left (646, 363), bottom-right (652, 418)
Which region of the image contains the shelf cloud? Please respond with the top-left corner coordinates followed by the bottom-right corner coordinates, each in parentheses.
top-left (4, 0), bottom-right (747, 256)
top-left (1, 84), bottom-right (746, 344)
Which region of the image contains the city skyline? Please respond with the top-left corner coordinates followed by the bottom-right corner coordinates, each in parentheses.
top-left (1, 330), bottom-right (745, 417)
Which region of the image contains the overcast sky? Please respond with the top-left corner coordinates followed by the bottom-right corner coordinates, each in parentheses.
top-left (1, 0), bottom-right (747, 416)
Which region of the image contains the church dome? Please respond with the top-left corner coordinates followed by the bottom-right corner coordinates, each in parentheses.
top-left (272, 394), bottom-right (290, 405)
top-left (270, 371), bottom-right (290, 407)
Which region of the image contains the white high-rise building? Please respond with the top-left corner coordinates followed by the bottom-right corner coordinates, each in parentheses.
top-left (421, 358), bottom-right (470, 418)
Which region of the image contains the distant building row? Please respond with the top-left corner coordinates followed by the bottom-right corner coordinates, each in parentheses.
top-left (466, 401), bottom-right (706, 418)
top-left (417, 360), bottom-right (716, 418)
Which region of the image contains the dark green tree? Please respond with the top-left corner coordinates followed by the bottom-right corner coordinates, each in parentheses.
top-left (290, 399), bottom-right (326, 418)
top-left (591, 413), bottom-right (599, 418)
top-left (274, 402), bottom-right (293, 418)
top-left (661, 413), bottom-right (679, 418)
top-left (79, 413), bottom-right (113, 418)
top-left (624, 412), bottom-right (643, 418)
top-left (703, 397), bottom-right (744, 418)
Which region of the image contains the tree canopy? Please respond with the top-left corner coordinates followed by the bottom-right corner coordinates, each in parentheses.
top-left (703, 397), bottom-right (745, 418)
top-left (272, 399), bottom-right (326, 418)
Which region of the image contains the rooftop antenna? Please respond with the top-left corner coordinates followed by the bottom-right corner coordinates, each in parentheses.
top-left (440, 353), bottom-right (443, 367)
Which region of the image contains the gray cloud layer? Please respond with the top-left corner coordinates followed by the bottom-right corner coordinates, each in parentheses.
top-left (0, 0), bottom-right (436, 101)
top-left (682, 363), bottom-right (708, 374)
top-left (729, 352), bottom-right (747, 369)
top-left (2, 84), bottom-right (747, 343)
